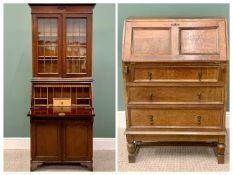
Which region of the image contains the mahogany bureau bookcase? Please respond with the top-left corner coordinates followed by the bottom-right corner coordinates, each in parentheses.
top-left (27, 4), bottom-right (95, 171)
top-left (122, 17), bottom-right (228, 164)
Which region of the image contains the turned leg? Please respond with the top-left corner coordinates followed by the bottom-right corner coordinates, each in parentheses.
top-left (127, 142), bottom-right (136, 163)
top-left (217, 143), bottom-right (225, 164)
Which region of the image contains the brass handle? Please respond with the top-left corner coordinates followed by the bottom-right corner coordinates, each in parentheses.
top-left (148, 115), bottom-right (153, 120)
top-left (148, 72), bottom-right (152, 80)
top-left (198, 72), bottom-right (202, 81)
top-left (197, 116), bottom-right (202, 125)
top-left (149, 93), bottom-right (154, 101)
top-left (148, 115), bottom-right (155, 125)
top-left (197, 91), bottom-right (202, 100)
top-left (171, 23), bottom-right (180, 26)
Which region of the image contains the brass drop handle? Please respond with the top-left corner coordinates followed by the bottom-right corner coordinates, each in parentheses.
top-left (148, 115), bottom-right (155, 125)
top-left (197, 91), bottom-right (203, 100)
top-left (197, 116), bottom-right (202, 125)
top-left (198, 72), bottom-right (202, 81)
top-left (148, 72), bottom-right (152, 80)
top-left (149, 115), bottom-right (153, 121)
top-left (149, 93), bottom-right (154, 101)
top-left (171, 23), bottom-right (180, 26)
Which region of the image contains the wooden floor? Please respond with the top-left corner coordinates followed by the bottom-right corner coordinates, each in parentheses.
top-left (4, 149), bottom-right (115, 172)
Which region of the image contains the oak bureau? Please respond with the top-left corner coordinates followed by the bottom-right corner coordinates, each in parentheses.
top-left (122, 17), bottom-right (228, 164)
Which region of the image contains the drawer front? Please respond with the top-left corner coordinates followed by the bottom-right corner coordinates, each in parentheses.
top-left (128, 86), bottom-right (223, 103)
top-left (53, 98), bottom-right (71, 107)
top-left (132, 66), bottom-right (221, 83)
top-left (129, 108), bottom-right (222, 128)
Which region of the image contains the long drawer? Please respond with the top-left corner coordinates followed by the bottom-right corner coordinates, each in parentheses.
top-left (129, 108), bottom-right (223, 128)
top-left (128, 86), bottom-right (223, 104)
top-left (130, 65), bottom-right (223, 83)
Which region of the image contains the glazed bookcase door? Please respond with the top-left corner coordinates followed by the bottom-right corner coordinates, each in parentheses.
top-left (33, 14), bottom-right (62, 77)
top-left (63, 14), bottom-right (92, 77)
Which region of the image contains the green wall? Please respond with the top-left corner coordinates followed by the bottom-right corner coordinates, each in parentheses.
top-left (4, 4), bottom-right (115, 137)
top-left (118, 3), bottom-right (229, 111)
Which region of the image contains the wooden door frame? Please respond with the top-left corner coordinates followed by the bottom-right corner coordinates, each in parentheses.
top-left (32, 14), bottom-right (62, 77)
top-left (61, 120), bottom-right (93, 161)
top-left (31, 119), bottom-right (62, 161)
top-left (62, 14), bottom-right (92, 78)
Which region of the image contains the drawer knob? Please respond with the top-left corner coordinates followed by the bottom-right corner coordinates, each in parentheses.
top-left (198, 72), bottom-right (202, 81)
top-left (148, 72), bottom-right (152, 80)
top-left (197, 91), bottom-right (203, 100)
top-left (197, 116), bottom-right (202, 125)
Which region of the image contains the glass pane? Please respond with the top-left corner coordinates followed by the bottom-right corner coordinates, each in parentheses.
top-left (38, 59), bottom-right (58, 74)
top-left (37, 18), bottom-right (58, 74)
top-left (66, 58), bottom-right (86, 74)
top-left (66, 18), bottom-right (87, 74)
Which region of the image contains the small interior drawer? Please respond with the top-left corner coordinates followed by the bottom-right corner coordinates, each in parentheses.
top-left (53, 98), bottom-right (71, 106)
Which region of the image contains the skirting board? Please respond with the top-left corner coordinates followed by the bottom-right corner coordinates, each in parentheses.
top-left (118, 111), bottom-right (230, 129)
top-left (4, 138), bottom-right (115, 150)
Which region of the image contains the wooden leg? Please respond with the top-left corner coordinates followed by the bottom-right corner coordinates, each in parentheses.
top-left (127, 142), bottom-right (136, 163)
top-left (80, 162), bottom-right (93, 171)
top-left (217, 143), bottom-right (225, 164)
top-left (30, 162), bottom-right (43, 171)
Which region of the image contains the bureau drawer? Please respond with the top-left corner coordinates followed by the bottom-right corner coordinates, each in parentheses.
top-left (129, 108), bottom-right (222, 128)
top-left (131, 66), bottom-right (222, 83)
top-left (128, 86), bottom-right (223, 104)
